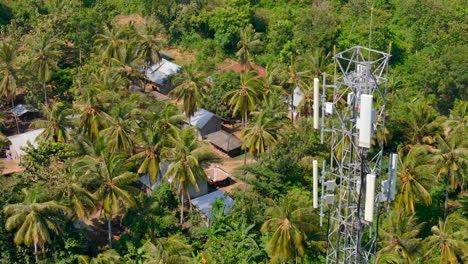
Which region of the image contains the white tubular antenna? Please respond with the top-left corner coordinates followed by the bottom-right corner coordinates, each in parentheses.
top-left (313, 160), bottom-right (319, 208)
top-left (358, 94), bottom-right (373, 148)
top-left (364, 174), bottom-right (376, 222)
top-left (313, 78), bottom-right (320, 129)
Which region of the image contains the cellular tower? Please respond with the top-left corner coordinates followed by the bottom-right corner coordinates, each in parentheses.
top-left (311, 46), bottom-right (398, 263)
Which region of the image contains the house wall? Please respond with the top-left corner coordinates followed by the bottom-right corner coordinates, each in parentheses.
top-left (200, 117), bottom-right (222, 136)
top-left (189, 178), bottom-right (208, 198)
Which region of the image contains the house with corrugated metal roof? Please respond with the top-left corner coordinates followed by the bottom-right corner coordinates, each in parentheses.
top-left (185, 108), bottom-right (223, 137)
top-left (138, 161), bottom-right (208, 199)
top-left (145, 58), bottom-right (181, 94)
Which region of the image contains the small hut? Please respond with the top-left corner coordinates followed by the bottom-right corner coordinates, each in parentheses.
top-left (205, 130), bottom-right (242, 156)
top-left (145, 59), bottom-right (181, 94)
top-left (186, 108), bottom-right (223, 137)
top-left (7, 129), bottom-right (44, 161)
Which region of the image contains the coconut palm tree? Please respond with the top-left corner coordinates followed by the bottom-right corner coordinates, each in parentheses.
top-left (162, 126), bottom-right (211, 224)
top-left (94, 24), bottom-right (129, 65)
top-left (75, 95), bottom-right (111, 141)
top-left (136, 22), bottom-right (164, 70)
top-left (169, 64), bottom-right (207, 121)
top-left (395, 145), bottom-right (434, 214)
top-left (224, 70), bottom-right (263, 127)
top-left (31, 102), bottom-right (74, 143)
top-left (0, 42), bottom-right (19, 107)
top-left (77, 152), bottom-right (138, 248)
top-left (236, 24), bottom-right (262, 71)
top-left (378, 212), bottom-right (424, 263)
top-left (430, 131), bottom-right (468, 219)
top-left (140, 235), bottom-right (192, 264)
top-left (77, 249), bottom-right (121, 264)
top-left (261, 63), bottom-right (284, 99)
top-left (130, 124), bottom-right (165, 185)
top-left (260, 191), bottom-right (318, 263)
top-left (240, 109), bottom-right (287, 158)
top-left (285, 55), bottom-right (311, 123)
top-left (4, 195), bottom-right (67, 262)
top-left (423, 215), bottom-right (468, 264)
top-left (26, 34), bottom-right (62, 106)
top-left (0, 42), bottom-right (20, 132)
top-left (402, 99), bottom-right (441, 146)
top-left (110, 44), bottom-right (145, 90)
top-left (443, 100), bottom-right (467, 133)
top-left (304, 48), bottom-right (332, 77)
top-left (99, 100), bottom-right (141, 153)
top-left (58, 170), bottom-right (96, 220)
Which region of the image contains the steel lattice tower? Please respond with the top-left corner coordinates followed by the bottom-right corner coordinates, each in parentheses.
top-left (318, 46), bottom-right (392, 264)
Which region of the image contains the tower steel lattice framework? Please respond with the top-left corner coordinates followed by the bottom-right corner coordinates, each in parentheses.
top-left (317, 46), bottom-right (394, 264)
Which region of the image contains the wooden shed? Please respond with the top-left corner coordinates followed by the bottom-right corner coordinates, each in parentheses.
top-left (205, 130), bottom-right (242, 156)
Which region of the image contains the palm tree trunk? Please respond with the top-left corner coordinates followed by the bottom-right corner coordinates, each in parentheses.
top-left (188, 190), bottom-right (192, 211)
top-left (180, 192), bottom-right (184, 224)
top-left (444, 173), bottom-right (450, 220)
top-left (43, 81), bottom-right (48, 107)
top-left (34, 242), bottom-right (38, 263)
top-left (291, 90), bottom-right (294, 124)
top-left (108, 218), bottom-right (112, 248)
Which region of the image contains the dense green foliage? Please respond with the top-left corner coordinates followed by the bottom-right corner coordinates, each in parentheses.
top-left (0, 0), bottom-right (466, 263)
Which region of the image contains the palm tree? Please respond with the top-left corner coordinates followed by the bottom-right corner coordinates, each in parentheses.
top-left (0, 42), bottom-right (19, 107)
top-left (169, 64), bottom-right (207, 121)
top-left (26, 34), bottom-right (62, 106)
top-left (94, 24), bottom-right (129, 64)
top-left (285, 55), bottom-right (311, 123)
top-left (77, 152), bottom-right (138, 248)
top-left (130, 124), bottom-right (165, 185)
top-left (423, 215), bottom-right (468, 264)
top-left (58, 170), bottom-right (96, 220)
top-left (304, 48), bottom-right (332, 77)
top-left (136, 22), bottom-right (163, 70)
top-left (240, 109), bottom-right (287, 158)
top-left (261, 63), bottom-right (284, 99)
top-left (224, 70), bottom-right (263, 127)
top-left (402, 99), bottom-right (441, 146)
top-left (162, 126), bottom-right (211, 224)
top-left (4, 197), bottom-right (67, 262)
top-left (395, 145), bottom-right (434, 213)
top-left (236, 24), bottom-right (262, 71)
top-left (110, 44), bottom-right (145, 89)
top-left (430, 131), bottom-right (468, 219)
top-left (77, 249), bottom-right (121, 264)
top-left (99, 101), bottom-right (141, 153)
top-left (140, 235), bottom-right (192, 264)
top-left (0, 42), bottom-right (20, 132)
top-left (75, 95), bottom-right (111, 141)
top-left (260, 191), bottom-right (318, 263)
top-left (443, 100), bottom-right (467, 133)
top-left (378, 212), bottom-right (424, 263)
top-left (31, 102), bottom-right (74, 143)
top-left (297, 84), bottom-right (313, 118)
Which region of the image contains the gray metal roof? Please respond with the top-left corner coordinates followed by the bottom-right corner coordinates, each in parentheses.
top-left (188, 108), bottom-right (216, 129)
top-left (145, 59), bottom-right (181, 86)
top-left (11, 104), bottom-right (37, 117)
top-left (7, 129), bottom-right (45, 156)
top-left (191, 190), bottom-right (235, 220)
